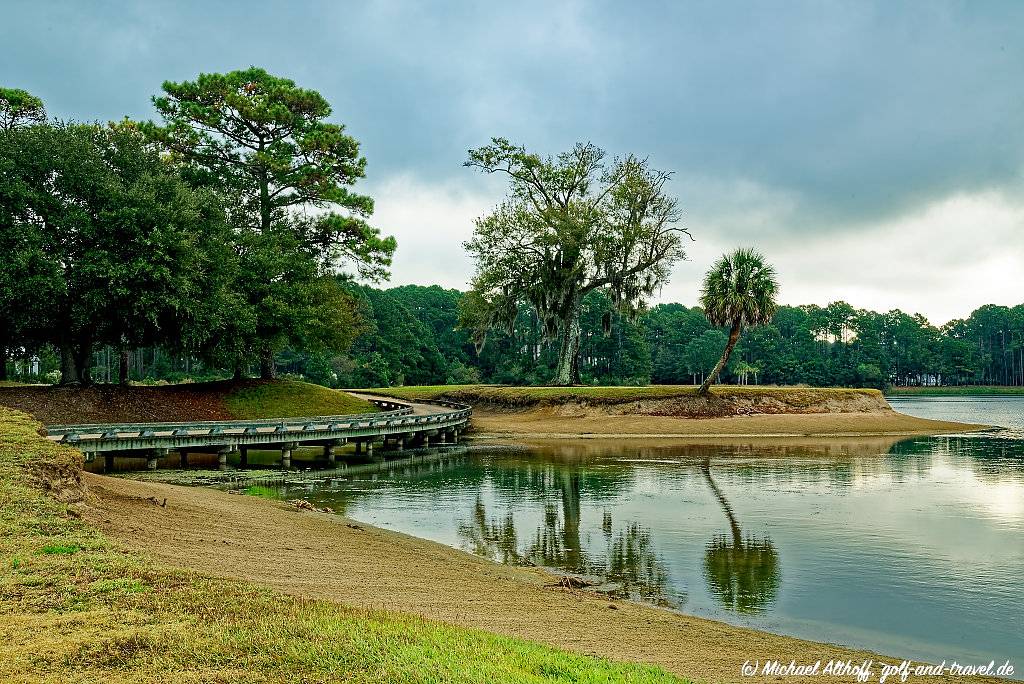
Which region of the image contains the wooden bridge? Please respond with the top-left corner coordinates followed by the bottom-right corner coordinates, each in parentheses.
top-left (46, 396), bottom-right (471, 472)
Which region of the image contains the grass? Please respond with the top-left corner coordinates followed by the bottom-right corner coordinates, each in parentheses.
top-left (0, 406), bottom-right (683, 683)
top-left (368, 384), bottom-right (884, 408)
top-left (224, 379), bottom-right (375, 418)
top-left (886, 385), bottom-right (1024, 396)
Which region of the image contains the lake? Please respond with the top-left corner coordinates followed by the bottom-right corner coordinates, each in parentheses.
top-left (889, 394), bottom-right (1024, 431)
top-left (241, 431), bottom-right (1024, 670)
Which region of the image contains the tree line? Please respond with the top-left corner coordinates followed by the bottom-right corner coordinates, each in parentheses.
top-left (9, 283), bottom-right (1022, 390)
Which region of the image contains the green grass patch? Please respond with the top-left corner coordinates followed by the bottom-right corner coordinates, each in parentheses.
top-left (224, 379), bottom-right (375, 418)
top-left (369, 384), bottom-right (884, 408)
top-left (886, 386), bottom-right (1024, 396)
top-left (39, 543), bottom-right (81, 555)
top-left (0, 406), bottom-right (683, 683)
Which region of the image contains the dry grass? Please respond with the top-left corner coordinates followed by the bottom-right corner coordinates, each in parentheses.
top-left (0, 406), bottom-right (683, 683)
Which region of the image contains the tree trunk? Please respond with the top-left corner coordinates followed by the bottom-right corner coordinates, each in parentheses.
top-left (59, 344), bottom-right (81, 385)
top-left (75, 340), bottom-right (93, 386)
top-left (699, 321), bottom-right (742, 396)
top-left (0, 348), bottom-right (7, 381)
top-left (552, 300), bottom-right (582, 386)
top-left (119, 350), bottom-right (130, 385)
top-left (701, 458), bottom-right (743, 548)
top-left (260, 347), bottom-right (277, 380)
top-left (233, 362), bottom-right (244, 381)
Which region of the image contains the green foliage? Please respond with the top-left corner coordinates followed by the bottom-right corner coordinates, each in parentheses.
top-left (700, 248), bottom-right (779, 330)
top-left (145, 67), bottom-right (395, 377)
top-left (0, 120), bottom-right (232, 384)
top-left (463, 138), bottom-right (687, 384)
top-left (0, 86), bottom-right (46, 131)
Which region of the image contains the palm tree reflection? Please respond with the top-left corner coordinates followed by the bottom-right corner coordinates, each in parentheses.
top-left (701, 458), bottom-right (780, 613)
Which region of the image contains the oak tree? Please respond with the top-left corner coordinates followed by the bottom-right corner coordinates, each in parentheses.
top-left (462, 138), bottom-right (688, 385)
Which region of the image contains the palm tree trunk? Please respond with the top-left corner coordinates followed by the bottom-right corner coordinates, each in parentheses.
top-left (699, 321), bottom-right (742, 396)
top-left (701, 459), bottom-right (743, 547)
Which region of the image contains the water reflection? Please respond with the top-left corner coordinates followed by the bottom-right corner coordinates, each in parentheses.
top-left (701, 459), bottom-right (780, 613)
top-left (456, 466), bottom-right (672, 604)
top-left (231, 432), bottom-right (1024, 668)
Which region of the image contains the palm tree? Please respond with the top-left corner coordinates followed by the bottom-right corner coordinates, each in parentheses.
top-left (698, 248), bottom-right (778, 395)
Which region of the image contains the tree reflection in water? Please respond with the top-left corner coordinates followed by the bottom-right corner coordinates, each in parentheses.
top-left (701, 458), bottom-right (780, 613)
top-left (456, 467), bottom-right (674, 605)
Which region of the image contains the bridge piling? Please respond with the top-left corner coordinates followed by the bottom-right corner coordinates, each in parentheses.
top-left (281, 444), bottom-right (294, 469)
top-left (239, 446), bottom-right (248, 467)
top-left (147, 448), bottom-right (168, 471)
top-left (104, 453), bottom-right (114, 473)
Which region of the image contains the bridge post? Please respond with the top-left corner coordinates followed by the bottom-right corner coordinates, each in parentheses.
top-left (179, 449), bottom-right (189, 469)
top-left (366, 440), bottom-right (374, 457)
top-left (451, 428), bottom-right (460, 444)
top-left (355, 440), bottom-right (362, 455)
top-left (324, 444), bottom-right (335, 464)
top-left (147, 448), bottom-right (168, 471)
top-left (281, 444), bottom-right (294, 469)
top-left (394, 435), bottom-right (404, 452)
top-left (104, 453), bottom-right (115, 473)
top-left (217, 447), bottom-right (233, 471)
top-left (239, 446), bottom-right (248, 468)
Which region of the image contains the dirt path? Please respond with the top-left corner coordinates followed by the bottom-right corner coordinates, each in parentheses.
top-left (349, 392), bottom-right (452, 416)
top-left (84, 474), bottom-right (1004, 684)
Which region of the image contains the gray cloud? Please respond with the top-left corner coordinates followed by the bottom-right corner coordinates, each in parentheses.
top-left (3, 0), bottom-right (1023, 322)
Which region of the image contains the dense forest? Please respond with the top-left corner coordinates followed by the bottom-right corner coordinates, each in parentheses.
top-left (8, 284), bottom-right (1023, 390)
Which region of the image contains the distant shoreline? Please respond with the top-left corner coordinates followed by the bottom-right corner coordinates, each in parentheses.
top-left (886, 386), bottom-right (1024, 396)
top-left (364, 385), bottom-right (987, 438)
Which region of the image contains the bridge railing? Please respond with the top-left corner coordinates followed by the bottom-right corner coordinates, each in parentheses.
top-left (46, 397), bottom-right (472, 448)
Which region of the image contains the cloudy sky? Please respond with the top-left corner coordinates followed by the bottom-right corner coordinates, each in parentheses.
top-left (4, 1), bottom-right (1023, 324)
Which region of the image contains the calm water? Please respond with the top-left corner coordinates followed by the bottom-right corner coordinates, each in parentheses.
top-left (889, 395), bottom-right (1024, 431)
top-left (244, 434), bottom-right (1024, 669)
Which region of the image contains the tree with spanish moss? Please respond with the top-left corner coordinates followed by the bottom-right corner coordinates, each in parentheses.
top-left (462, 138), bottom-right (688, 385)
top-left (698, 248), bottom-right (778, 395)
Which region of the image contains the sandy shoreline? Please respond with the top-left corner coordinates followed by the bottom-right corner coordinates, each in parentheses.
top-left (84, 465), bottom-right (1005, 684)
top-left (465, 407), bottom-right (987, 439)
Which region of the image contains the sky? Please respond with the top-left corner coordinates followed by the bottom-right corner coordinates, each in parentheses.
top-left (3, 0), bottom-right (1023, 325)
